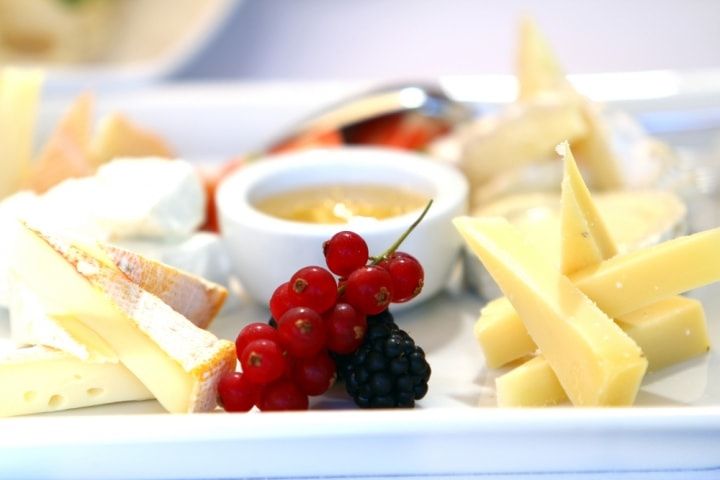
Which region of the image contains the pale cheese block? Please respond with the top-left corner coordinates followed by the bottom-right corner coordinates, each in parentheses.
top-left (459, 95), bottom-right (587, 187)
top-left (558, 142), bottom-right (617, 275)
top-left (10, 223), bottom-right (236, 413)
top-left (90, 113), bottom-right (174, 166)
top-left (616, 296), bottom-right (711, 371)
top-left (0, 68), bottom-right (43, 199)
top-left (92, 158), bottom-right (205, 239)
top-left (474, 227), bottom-right (720, 367)
top-left (496, 297), bottom-right (710, 407)
top-left (496, 356), bottom-right (566, 407)
top-left (455, 216), bottom-right (647, 406)
top-left (516, 17), bottom-right (571, 101)
top-left (0, 345), bottom-right (151, 417)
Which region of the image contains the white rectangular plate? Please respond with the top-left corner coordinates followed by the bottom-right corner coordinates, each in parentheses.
top-left (2, 76), bottom-right (720, 479)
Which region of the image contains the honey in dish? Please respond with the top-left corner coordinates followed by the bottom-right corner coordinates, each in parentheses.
top-left (255, 184), bottom-right (428, 224)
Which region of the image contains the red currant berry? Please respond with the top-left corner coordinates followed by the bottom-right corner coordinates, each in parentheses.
top-left (288, 266), bottom-right (337, 314)
top-left (269, 282), bottom-right (295, 321)
top-left (235, 323), bottom-right (282, 361)
top-left (323, 231), bottom-right (369, 277)
top-left (277, 307), bottom-right (328, 358)
top-left (323, 303), bottom-right (367, 354)
top-left (293, 351), bottom-right (337, 396)
top-left (378, 252), bottom-right (425, 303)
top-left (344, 265), bottom-right (394, 315)
top-left (239, 339), bottom-right (286, 384)
top-left (217, 372), bottom-right (258, 412)
top-left (257, 379), bottom-right (309, 411)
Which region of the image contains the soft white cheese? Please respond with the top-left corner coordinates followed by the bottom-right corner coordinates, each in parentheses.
top-left (92, 158), bottom-right (206, 239)
top-left (0, 192), bottom-right (39, 307)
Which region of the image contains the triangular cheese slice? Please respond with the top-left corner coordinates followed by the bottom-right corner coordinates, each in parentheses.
top-left (24, 93), bottom-right (95, 194)
top-left (558, 142), bottom-right (617, 274)
top-left (455, 216), bottom-right (647, 406)
top-left (90, 113), bottom-right (174, 166)
top-left (0, 68), bottom-right (43, 199)
top-left (571, 102), bottom-right (625, 189)
top-left (10, 223), bottom-right (235, 413)
top-left (516, 17), bottom-right (571, 100)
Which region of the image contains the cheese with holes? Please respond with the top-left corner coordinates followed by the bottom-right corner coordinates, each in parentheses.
top-left (475, 227), bottom-right (720, 367)
top-left (496, 296), bottom-right (710, 406)
top-left (0, 345), bottom-right (151, 417)
top-left (455, 216), bottom-right (647, 406)
top-left (10, 223), bottom-right (235, 413)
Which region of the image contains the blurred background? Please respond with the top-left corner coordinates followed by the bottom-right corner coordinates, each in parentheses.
top-left (1, 0), bottom-right (719, 89)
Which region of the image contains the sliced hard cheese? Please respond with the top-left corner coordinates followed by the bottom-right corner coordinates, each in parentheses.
top-left (0, 345), bottom-right (151, 417)
top-left (496, 356), bottom-right (565, 407)
top-left (474, 227), bottom-right (720, 367)
top-left (516, 17), bottom-right (571, 100)
top-left (558, 142), bottom-right (617, 274)
top-left (0, 68), bottom-right (43, 199)
top-left (474, 297), bottom-right (535, 369)
top-left (497, 296), bottom-right (710, 407)
top-left (616, 296), bottom-right (710, 371)
top-left (90, 113), bottom-right (174, 166)
top-left (11, 223), bottom-right (235, 413)
top-left (455, 216), bottom-right (647, 406)
top-left (460, 96), bottom-right (587, 186)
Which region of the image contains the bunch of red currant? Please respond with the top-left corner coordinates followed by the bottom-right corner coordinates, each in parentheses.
top-left (218, 202), bottom-right (430, 412)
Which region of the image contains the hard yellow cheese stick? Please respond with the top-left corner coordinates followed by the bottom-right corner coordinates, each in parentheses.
top-left (476, 227), bottom-right (720, 367)
top-left (455, 216), bottom-right (647, 406)
top-left (497, 296), bottom-right (710, 406)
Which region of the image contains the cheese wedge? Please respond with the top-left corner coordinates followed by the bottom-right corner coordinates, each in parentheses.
top-left (0, 68), bottom-right (43, 199)
top-left (558, 142), bottom-right (616, 274)
top-left (0, 345), bottom-right (152, 417)
top-left (10, 223), bottom-right (236, 413)
top-left (455, 216), bottom-right (647, 406)
top-left (460, 96), bottom-right (587, 186)
top-left (516, 17), bottom-right (571, 100)
top-left (475, 227), bottom-right (720, 367)
top-left (90, 112), bottom-right (174, 166)
top-left (496, 356), bottom-right (566, 407)
top-left (497, 297), bottom-right (710, 406)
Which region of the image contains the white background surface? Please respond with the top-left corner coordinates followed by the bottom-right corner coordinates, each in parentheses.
top-left (178, 0), bottom-right (720, 80)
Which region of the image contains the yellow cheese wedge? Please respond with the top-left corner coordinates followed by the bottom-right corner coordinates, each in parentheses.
top-left (10, 223), bottom-right (236, 413)
top-left (455, 216), bottom-right (647, 406)
top-left (616, 296), bottom-right (711, 371)
top-left (558, 142), bottom-right (617, 274)
top-left (0, 68), bottom-right (43, 199)
top-left (496, 296), bottom-right (710, 407)
top-left (474, 297), bottom-right (536, 369)
top-left (474, 227), bottom-right (720, 367)
top-left (90, 113), bottom-right (174, 166)
top-left (572, 102), bottom-right (625, 190)
top-left (0, 345), bottom-right (152, 417)
top-left (460, 96), bottom-right (587, 186)
top-left (496, 356), bottom-right (566, 407)
top-left (516, 17), bottom-right (571, 100)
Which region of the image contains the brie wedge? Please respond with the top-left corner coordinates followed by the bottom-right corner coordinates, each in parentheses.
top-left (11, 223), bottom-right (235, 413)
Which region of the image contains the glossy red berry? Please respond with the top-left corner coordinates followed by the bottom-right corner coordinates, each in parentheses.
top-left (258, 379), bottom-right (309, 411)
top-left (378, 252), bottom-right (425, 303)
top-left (239, 339), bottom-right (286, 385)
top-left (323, 303), bottom-right (367, 354)
top-left (217, 372), bottom-right (258, 412)
top-left (323, 231), bottom-right (369, 277)
top-left (277, 307), bottom-right (328, 358)
top-left (269, 282), bottom-right (294, 321)
top-left (344, 265), bottom-right (394, 315)
top-left (288, 266), bottom-right (337, 314)
top-left (235, 323), bottom-right (282, 361)
top-left (293, 351), bottom-right (337, 396)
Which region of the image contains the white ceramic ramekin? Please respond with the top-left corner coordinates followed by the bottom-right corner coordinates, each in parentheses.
top-left (216, 147), bottom-right (469, 307)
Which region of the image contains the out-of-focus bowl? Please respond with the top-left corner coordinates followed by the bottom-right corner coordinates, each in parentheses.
top-left (216, 147), bottom-right (469, 307)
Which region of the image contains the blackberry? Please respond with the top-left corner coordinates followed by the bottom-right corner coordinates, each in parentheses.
top-left (339, 311), bottom-right (431, 408)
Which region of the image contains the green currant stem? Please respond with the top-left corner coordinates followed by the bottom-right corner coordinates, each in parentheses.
top-left (336, 199), bottom-right (433, 297)
top-left (370, 199), bottom-right (433, 265)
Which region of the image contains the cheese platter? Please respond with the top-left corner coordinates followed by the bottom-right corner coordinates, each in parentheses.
top-left (2, 20), bottom-right (720, 477)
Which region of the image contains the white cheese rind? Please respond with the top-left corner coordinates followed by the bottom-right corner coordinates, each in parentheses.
top-left (11, 223), bottom-right (235, 413)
